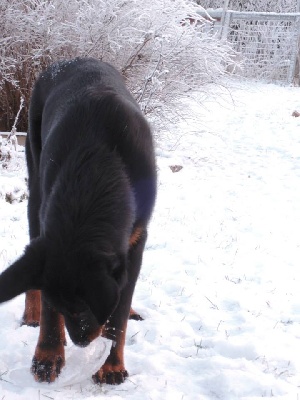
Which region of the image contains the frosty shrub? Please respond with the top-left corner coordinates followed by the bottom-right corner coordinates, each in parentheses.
top-left (0, 136), bottom-right (12, 169)
top-left (0, 133), bottom-right (27, 174)
top-left (0, 135), bottom-right (17, 170)
top-left (0, 94), bottom-right (24, 170)
top-left (0, 0), bottom-right (236, 131)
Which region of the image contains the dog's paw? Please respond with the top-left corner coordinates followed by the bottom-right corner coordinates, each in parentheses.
top-left (92, 364), bottom-right (129, 385)
top-left (21, 309), bottom-right (40, 327)
top-left (31, 348), bottom-right (65, 383)
top-left (21, 317), bottom-right (40, 327)
top-left (129, 307), bottom-right (144, 321)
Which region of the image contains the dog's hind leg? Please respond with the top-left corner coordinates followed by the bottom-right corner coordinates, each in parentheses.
top-left (94, 229), bottom-right (147, 385)
top-left (31, 294), bottom-right (66, 383)
top-left (21, 290), bottom-right (41, 327)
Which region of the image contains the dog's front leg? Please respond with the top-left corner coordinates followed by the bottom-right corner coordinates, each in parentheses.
top-left (93, 229), bottom-right (147, 385)
top-left (94, 318), bottom-right (129, 385)
top-left (31, 293), bottom-right (66, 383)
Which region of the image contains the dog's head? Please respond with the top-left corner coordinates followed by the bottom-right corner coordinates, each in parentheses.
top-left (0, 238), bottom-right (127, 346)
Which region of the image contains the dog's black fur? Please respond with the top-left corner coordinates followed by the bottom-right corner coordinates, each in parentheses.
top-left (0, 58), bottom-right (156, 384)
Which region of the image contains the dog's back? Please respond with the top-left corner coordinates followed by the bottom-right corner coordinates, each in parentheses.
top-left (29, 58), bottom-right (156, 223)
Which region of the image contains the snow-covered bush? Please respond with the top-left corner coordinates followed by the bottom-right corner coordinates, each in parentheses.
top-left (0, 0), bottom-right (235, 131)
top-left (0, 137), bottom-right (12, 170)
top-left (0, 136), bottom-right (19, 171)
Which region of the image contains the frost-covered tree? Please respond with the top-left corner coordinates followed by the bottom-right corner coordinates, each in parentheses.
top-left (0, 0), bottom-right (235, 132)
top-left (197, 0), bottom-right (298, 12)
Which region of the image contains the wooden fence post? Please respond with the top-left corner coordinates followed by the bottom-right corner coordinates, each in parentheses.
top-left (288, 16), bottom-right (300, 84)
top-left (219, 0), bottom-right (230, 40)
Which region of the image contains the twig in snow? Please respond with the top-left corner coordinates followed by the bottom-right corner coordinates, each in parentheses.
top-left (205, 296), bottom-right (219, 310)
top-left (130, 331), bottom-right (140, 343)
top-left (0, 370), bottom-right (12, 384)
top-left (217, 320), bottom-right (223, 331)
top-left (41, 394), bottom-right (55, 399)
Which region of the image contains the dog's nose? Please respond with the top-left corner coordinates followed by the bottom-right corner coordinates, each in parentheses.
top-left (71, 324), bottom-right (103, 347)
top-left (64, 310), bottom-right (103, 347)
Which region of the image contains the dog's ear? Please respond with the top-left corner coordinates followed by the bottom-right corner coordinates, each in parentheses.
top-left (0, 238), bottom-right (45, 303)
top-left (80, 265), bottom-right (120, 326)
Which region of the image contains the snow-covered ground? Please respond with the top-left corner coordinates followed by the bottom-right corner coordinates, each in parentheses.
top-left (1, 79), bottom-right (300, 399)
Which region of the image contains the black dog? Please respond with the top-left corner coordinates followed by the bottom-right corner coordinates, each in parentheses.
top-left (0, 58), bottom-right (156, 384)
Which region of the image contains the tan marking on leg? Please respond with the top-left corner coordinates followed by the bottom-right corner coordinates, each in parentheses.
top-left (22, 290), bottom-right (41, 327)
top-left (129, 226), bottom-right (143, 247)
top-left (32, 343), bottom-right (65, 383)
top-left (31, 304), bottom-right (66, 383)
top-left (94, 321), bottom-right (128, 385)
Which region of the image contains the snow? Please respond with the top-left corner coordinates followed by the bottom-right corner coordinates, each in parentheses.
top-left (1, 79), bottom-right (300, 399)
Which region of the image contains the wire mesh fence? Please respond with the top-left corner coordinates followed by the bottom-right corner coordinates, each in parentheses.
top-left (199, 0), bottom-right (299, 13)
top-left (220, 11), bottom-right (300, 83)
